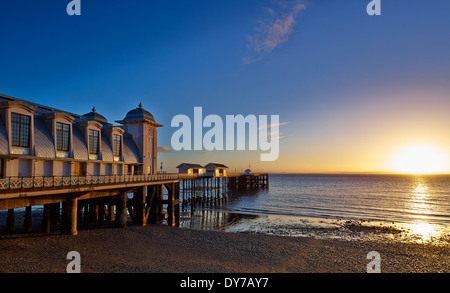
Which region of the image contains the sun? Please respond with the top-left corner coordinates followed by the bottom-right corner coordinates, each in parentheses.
top-left (391, 144), bottom-right (448, 174)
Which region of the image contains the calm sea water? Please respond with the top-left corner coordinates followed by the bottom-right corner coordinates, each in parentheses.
top-left (181, 174), bottom-right (450, 243)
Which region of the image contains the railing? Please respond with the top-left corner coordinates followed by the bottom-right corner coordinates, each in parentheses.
top-left (0, 173), bottom-right (180, 190)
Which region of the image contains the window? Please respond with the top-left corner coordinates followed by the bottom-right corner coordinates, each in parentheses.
top-left (113, 134), bottom-right (121, 156)
top-left (11, 113), bottom-right (31, 148)
top-left (88, 129), bottom-right (99, 154)
top-left (56, 122), bottom-right (70, 151)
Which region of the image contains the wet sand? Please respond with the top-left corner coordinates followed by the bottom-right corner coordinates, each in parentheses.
top-left (0, 224), bottom-right (449, 273)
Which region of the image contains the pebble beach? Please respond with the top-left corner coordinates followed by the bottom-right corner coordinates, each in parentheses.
top-left (0, 224), bottom-right (449, 273)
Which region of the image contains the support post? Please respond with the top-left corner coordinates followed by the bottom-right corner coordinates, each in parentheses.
top-left (62, 197), bottom-right (78, 235)
top-left (167, 183), bottom-right (180, 227)
top-left (149, 184), bottom-right (163, 224)
top-left (116, 192), bottom-right (128, 228)
top-left (42, 204), bottom-right (51, 233)
top-left (133, 187), bottom-right (146, 226)
top-left (6, 209), bottom-right (15, 233)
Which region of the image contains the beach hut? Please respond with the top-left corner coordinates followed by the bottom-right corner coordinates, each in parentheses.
top-left (204, 163), bottom-right (228, 177)
top-left (176, 163), bottom-right (204, 175)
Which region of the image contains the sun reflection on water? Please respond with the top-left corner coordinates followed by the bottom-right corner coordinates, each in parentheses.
top-left (405, 180), bottom-right (442, 243)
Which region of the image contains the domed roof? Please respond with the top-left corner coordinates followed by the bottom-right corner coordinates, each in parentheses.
top-left (82, 107), bottom-right (108, 124)
top-left (120, 103), bottom-right (155, 123)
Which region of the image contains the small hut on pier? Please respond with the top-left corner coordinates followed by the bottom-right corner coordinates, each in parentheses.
top-left (176, 163), bottom-right (204, 175)
top-left (204, 163), bottom-right (228, 177)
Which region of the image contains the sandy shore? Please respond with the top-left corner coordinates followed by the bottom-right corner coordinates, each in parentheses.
top-left (0, 224), bottom-right (449, 273)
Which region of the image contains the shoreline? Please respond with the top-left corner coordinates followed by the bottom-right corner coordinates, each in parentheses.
top-left (0, 223), bottom-right (449, 273)
top-left (180, 209), bottom-right (450, 247)
top-left (4, 207), bottom-right (450, 246)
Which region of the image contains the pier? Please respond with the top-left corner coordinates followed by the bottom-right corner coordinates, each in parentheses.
top-left (0, 94), bottom-right (269, 236)
top-left (0, 173), bottom-right (269, 235)
top-left (0, 174), bottom-right (181, 235)
top-left (180, 173), bottom-right (269, 210)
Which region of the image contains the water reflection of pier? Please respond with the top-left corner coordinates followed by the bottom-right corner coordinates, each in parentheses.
top-left (180, 209), bottom-right (260, 231)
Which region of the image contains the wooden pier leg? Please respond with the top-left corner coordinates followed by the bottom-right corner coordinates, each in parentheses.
top-left (62, 197), bottom-right (78, 235)
top-left (6, 209), bottom-right (15, 233)
top-left (134, 187), bottom-right (147, 226)
top-left (167, 183), bottom-right (180, 227)
top-left (149, 185), bottom-right (163, 224)
top-left (24, 206), bottom-right (32, 233)
top-left (42, 204), bottom-right (51, 233)
top-left (108, 205), bottom-right (115, 222)
top-left (116, 192), bottom-right (128, 228)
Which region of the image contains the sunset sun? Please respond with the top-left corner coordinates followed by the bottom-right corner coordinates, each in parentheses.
top-left (391, 145), bottom-right (448, 174)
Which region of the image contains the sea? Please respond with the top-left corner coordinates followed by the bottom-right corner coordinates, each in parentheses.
top-left (1, 174), bottom-right (449, 244)
top-left (180, 174), bottom-right (450, 245)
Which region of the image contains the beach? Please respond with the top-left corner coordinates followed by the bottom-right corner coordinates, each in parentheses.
top-left (0, 224), bottom-right (449, 273)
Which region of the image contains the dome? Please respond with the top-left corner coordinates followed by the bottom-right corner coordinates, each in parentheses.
top-left (82, 107), bottom-right (108, 124)
top-left (121, 103), bottom-right (155, 123)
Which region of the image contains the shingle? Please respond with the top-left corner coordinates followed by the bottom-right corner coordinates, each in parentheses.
top-left (122, 134), bottom-right (140, 163)
top-left (101, 134), bottom-right (113, 162)
top-left (72, 126), bottom-right (88, 160)
top-left (0, 116), bottom-right (8, 155)
top-left (34, 118), bottom-right (55, 158)
top-left (176, 163), bottom-right (203, 169)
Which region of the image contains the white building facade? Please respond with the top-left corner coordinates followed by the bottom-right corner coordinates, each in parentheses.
top-left (0, 94), bottom-right (162, 178)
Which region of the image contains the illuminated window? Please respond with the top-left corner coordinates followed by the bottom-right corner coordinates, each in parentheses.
top-left (89, 129), bottom-right (99, 154)
top-left (56, 122), bottom-right (70, 151)
top-left (113, 134), bottom-right (121, 156)
top-left (11, 113), bottom-right (31, 148)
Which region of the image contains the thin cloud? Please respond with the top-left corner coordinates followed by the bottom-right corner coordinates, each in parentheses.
top-left (244, 0), bottom-right (306, 64)
top-left (158, 146), bottom-right (171, 152)
top-left (258, 121), bottom-right (289, 130)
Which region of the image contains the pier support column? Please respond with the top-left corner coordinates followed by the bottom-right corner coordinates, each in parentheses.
top-left (133, 187), bottom-right (147, 226)
top-left (6, 209), bottom-right (15, 233)
top-left (42, 204), bottom-right (51, 233)
top-left (149, 184), bottom-right (163, 224)
top-left (167, 183), bottom-right (180, 227)
top-left (62, 197), bottom-right (78, 235)
top-left (116, 192), bottom-right (128, 228)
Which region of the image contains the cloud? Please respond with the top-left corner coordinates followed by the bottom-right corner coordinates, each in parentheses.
top-left (158, 146), bottom-right (171, 152)
top-left (258, 121), bottom-right (289, 130)
top-left (258, 121), bottom-right (289, 141)
top-left (244, 0), bottom-right (306, 64)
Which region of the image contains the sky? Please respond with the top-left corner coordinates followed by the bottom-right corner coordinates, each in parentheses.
top-left (1, 0), bottom-right (450, 174)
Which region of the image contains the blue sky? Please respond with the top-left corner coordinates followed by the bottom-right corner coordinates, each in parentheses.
top-left (1, 0), bottom-right (450, 173)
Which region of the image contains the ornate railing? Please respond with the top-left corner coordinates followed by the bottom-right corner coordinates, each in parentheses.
top-left (0, 174), bottom-right (180, 190)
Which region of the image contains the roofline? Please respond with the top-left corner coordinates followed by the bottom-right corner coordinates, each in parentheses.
top-left (176, 163), bottom-right (204, 168)
top-left (115, 119), bottom-right (163, 127)
top-left (0, 93), bottom-right (83, 119)
top-left (204, 163), bottom-right (229, 169)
